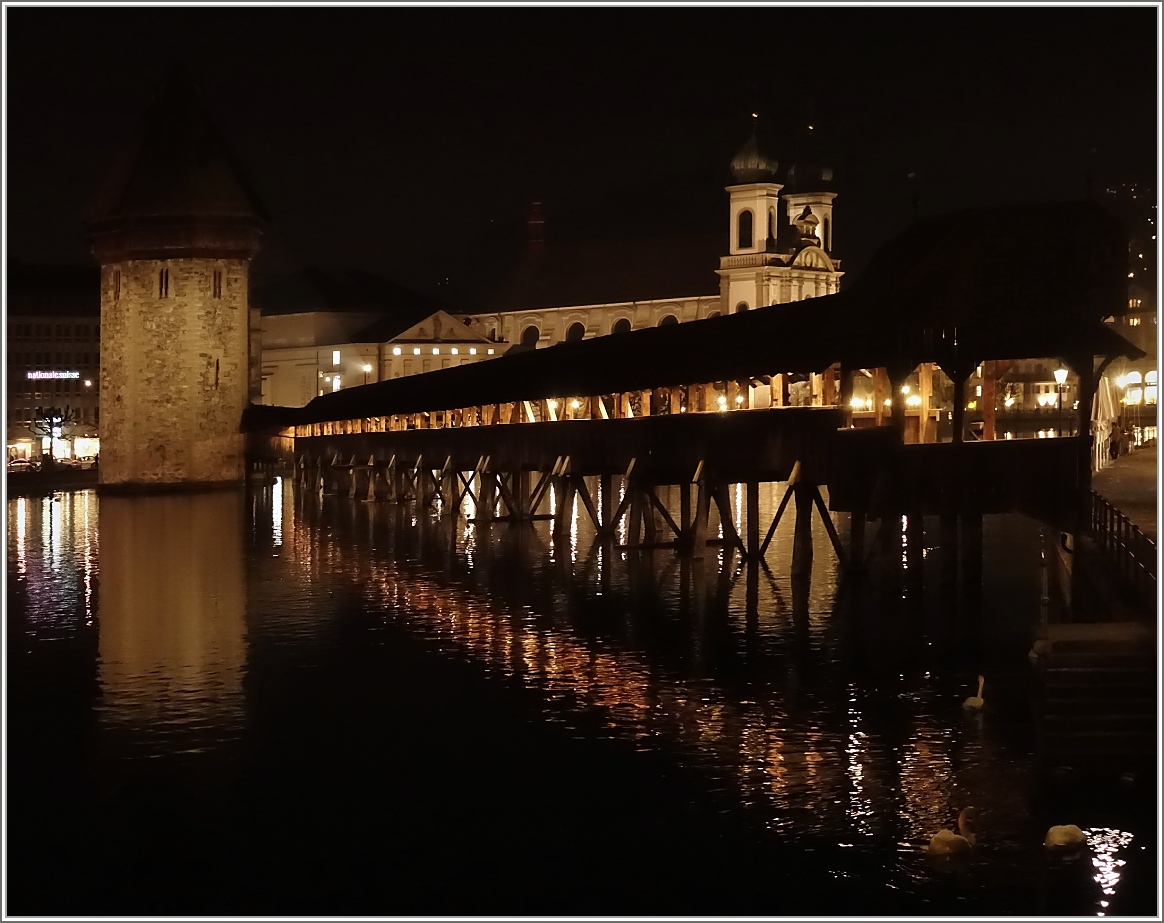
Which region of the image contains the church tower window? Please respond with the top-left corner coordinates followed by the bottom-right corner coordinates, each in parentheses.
top-left (213, 270), bottom-right (223, 298)
top-left (158, 267), bottom-right (169, 297)
top-left (114, 270), bottom-right (121, 300)
top-left (737, 209), bottom-right (754, 249)
top-left (823, 217), bottom-right (831, 251)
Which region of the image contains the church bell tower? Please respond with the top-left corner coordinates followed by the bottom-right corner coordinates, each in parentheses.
top-left (86, 73), bottom-right (266, 490)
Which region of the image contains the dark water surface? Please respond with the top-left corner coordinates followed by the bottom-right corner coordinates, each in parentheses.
top-left (6, 482), bottom-right (1157, 915)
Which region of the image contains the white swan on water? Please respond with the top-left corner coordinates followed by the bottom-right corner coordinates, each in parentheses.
top-left (962, 675), bottom-right (985, 710)
top-left (927, 807), bottom-right (977, 855)
top-left (1044, 824), bottom-right (1087, 849)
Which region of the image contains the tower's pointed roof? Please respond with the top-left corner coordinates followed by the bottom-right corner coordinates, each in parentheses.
top-left (729, 114), bottom-right (779, 184)
top-left (87, 69), bottom-right (268, 225)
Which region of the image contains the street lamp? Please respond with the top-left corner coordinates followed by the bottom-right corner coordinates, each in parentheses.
top-left (1054, 365), bottom-right (1068, 436)
top-left (362, 363), bottom-right (372, 385)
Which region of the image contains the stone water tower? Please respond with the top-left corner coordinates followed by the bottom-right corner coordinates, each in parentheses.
top-left (86, 73), bottom-right (265, 490)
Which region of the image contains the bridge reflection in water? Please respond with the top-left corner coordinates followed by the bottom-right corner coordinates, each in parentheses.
top-left (254, 474), bottom-right (1143, 913)
top-left (6, 484), bottom-right (1151, 915)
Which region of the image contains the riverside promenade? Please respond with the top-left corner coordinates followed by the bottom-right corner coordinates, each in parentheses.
top-left (1092, 445), bottom-right (1158, 542)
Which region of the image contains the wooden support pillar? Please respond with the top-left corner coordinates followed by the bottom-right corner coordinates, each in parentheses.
top-left (981, 360), bottom-right (996, 441)
top-left (670, 388), bottom-right (682, 415)
top-left (791, 483), bottom-right (814, 578)
top-left (620, 392), bottom-right (632, 419)
top-left (873, 368), bottom-right (890, 426)
top-left (679, 482), bottom-right (692, 544)
top-left (690, 473), bottom-right (711, 559)
top-left (839, 366), bottom-right (855, 427)
top-left (599, 472), bottom-right (613, 536)
top-left (849, 511), bottom-right (866, 573)
top-left (939, 512), bottom-right (958, 597)
top-left (811, 372), bottom-right (823, 406)
top-left (770, 374), bottom-right (785, 408)
top-left (478, 470), bottom-right (496, 524)
top-left (746, 480), bottom-right (760, 559)
top-left (722, 379), bottom-right (737, 412)
top-left (961, 512), bottom-right (983, 605)
top-left (951, 377), bottom-right (966, 444)
top-left (822, 363), bottom-right (837, 407)
top-left (919, 362), bottom-right (934, 443)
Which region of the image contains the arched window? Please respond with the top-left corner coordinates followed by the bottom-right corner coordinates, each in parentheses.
top-left (611, 318), bottom-right (632, 335)
top-left (823, 217), bottom-right (831, 251)
top-left (706, 310), bottom-right (721, 319)
top-left (735, 302), bottom-right (749, 313)
top-left (520, 325), bottom-right (540, 348)
top-left (767, 208), bottom-right (776, 244)
top-left (658, 314), bottom-right (678, 326)
top-left (565, 322), bottom-right (585, 342)
top-left (737, 209), bottom-right (753, 249)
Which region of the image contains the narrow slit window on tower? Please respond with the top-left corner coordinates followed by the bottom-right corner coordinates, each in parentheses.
top-left (738, 209), bottom-right (754, 249)
top-left (768, 208), bottom-right (776, 244)
top-left (213, 270), bottom-right (223, 298)
top-left (159, 267), bottom-right (169, 297)
top-left (114, 270), bottom-right (121, 301)
top-left (823, 217), bottom-right (831, 251)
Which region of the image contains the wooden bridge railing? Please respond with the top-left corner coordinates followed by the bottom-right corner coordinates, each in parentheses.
top-left (1089, 490), bottom-right (1157, 610)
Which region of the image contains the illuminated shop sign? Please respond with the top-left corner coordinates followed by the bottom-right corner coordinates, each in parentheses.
top-left (27, 371), bottom-right (80, 380)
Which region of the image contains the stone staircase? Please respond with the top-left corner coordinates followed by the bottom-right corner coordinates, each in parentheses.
top-left (1033, 624), bottom-right (1157, 780)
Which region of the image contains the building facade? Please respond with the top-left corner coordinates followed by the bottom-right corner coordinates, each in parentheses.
top-left (6, 265), bottom-right (102, 462)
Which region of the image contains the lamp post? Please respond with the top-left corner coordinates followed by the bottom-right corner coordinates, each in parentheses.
top-left (362, 363), bottom-right (372, 385)
top-left (1054, 365), bottom-right (1068, 436)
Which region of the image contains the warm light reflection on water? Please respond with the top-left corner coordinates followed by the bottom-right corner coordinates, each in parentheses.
top-left (7, 481), bottom-right (1156, 914)
top-left (96, 493), bottom-right (247, 759)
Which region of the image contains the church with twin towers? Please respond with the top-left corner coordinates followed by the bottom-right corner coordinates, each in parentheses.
top-left (86, 74), bottom-right (842, 488)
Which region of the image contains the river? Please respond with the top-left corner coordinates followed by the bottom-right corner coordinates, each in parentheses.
top-left (5, 481), bottom-right (1155, 915)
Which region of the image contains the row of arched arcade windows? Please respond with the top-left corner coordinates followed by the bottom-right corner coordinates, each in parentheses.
top-left (520, 313), bottom-right (691, 349)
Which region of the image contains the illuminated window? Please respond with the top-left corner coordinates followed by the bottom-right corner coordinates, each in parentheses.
top-left (432, 347), bottom-right (440, 355)
top-left (469, 347), bottom-right (477, 355)
top-left (737, 209), bottom-right (754, 249)
top-left (1147, 371), bottom-right (1158, 385)
top-left (1127, 371), bottom-right (1142, 385)
top-left (392, 347), bottom-right (401, 356)
top-left (1146, 386), bottom-right (1157, 405)
top-left (413, 347), bottom-right (421, 355)
top-left (332, 350), bottom-right (341, 367)
top-left (1128, 317), bottom-right (1141, 326)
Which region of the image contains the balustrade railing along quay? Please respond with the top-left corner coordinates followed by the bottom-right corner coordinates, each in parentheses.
top-left (1089, 491), bottom-right (1157, 612)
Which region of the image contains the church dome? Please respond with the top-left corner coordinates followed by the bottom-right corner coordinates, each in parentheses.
top-left (730, 119), bottom-right (779, 183)
top-left (784, 160), bottom-right (836, 193)
top-left (782, 123), bottom-right (835, 192)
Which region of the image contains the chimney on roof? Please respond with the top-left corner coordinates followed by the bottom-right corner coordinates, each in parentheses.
top-left (527, 199), bottom-right (545, 253)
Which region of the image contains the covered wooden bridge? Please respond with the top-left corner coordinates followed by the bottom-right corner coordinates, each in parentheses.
top-left (246, 202), bottom-right (1143, 577)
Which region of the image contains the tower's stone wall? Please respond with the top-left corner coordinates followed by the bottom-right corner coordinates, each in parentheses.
top-left (100, 257), bottom-right (250, 487)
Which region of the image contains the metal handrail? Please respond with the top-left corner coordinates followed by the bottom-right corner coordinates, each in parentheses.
top-left (1090, 490), bottom-right (1157, 609)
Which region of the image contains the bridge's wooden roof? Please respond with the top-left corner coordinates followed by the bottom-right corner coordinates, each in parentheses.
top-left (251, 201), bottom-right (1144, 429)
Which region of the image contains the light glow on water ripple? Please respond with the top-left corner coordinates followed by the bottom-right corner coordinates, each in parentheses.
top-left (271, 484), bottom-right (1153, 909)
top-left (8, 482), bottom-right (1157, 913)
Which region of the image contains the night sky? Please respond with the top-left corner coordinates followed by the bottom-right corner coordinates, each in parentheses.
top-left (5, 6), bottom-right (1159, 300)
